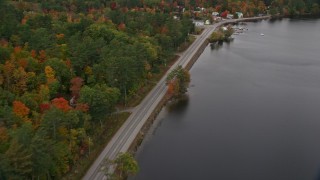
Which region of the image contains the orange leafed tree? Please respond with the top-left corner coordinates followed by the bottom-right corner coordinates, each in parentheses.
top-left (14, 46), bottom-right (22, 54)
top-left (31, 50), bottom-right (37, 58)
top-left (167, 81), bottom-right (175, 95)
top-left (13, 100), bottom-right (30, 119)
top-left (52, 97), bottom-right (72, 112)
top-left (18, 59), bottom-right (28, 69)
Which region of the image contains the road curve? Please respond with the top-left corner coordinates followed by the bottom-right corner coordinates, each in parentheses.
top-left (83, 16), bottom-right (270, 180)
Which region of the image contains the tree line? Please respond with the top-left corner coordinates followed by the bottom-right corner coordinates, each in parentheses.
top-left (0, 0), bottom-right (194, 179)
top-left (0, 0), bottom-right (318, 179)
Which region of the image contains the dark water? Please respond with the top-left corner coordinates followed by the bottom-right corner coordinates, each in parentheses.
top-left (133, 19), bottom-right (320, 180)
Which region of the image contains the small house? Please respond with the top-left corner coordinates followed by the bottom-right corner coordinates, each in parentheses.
top-left (212, 12), bottom-right (219, 16)
top-left (227, 14), bottom-right (234, 19)
top-left (193, 20), bottom-right (204, 27)
top-left (236, 12), bottom-right (243, 18)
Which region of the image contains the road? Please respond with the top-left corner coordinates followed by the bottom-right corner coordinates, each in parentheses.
top-left (83, 16), bottom-right (270, 180)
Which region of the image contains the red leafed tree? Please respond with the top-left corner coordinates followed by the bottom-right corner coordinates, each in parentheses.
top-left (70, 77), bottom-right (84, 99)
top-left (65, 59), bottom-right (72, 68)
top-left (118, 23), bottom-right (126, 31)
top-left (221, 10), bottom-right (228, 18)
top-left (52, 97), bottom-right (72, 112)
top-left (76, 103), bottom-right (89, 112)
top-left (31, 50), bottom-right (37, 58)
top-left (21, 17), bottom-right (27, 25)
top-left (13, 100), bottom-right (30, 118)
top-left (40, 103), bottom-right (51, 113)
top-left (110, 2), bottom-right (117, 10)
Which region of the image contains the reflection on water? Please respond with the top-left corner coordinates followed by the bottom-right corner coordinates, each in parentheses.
top-left (210, 39), bottom-right (234, 50)
top-left (134, 18), bottom-right (320, 180)
top-left (166, 95), bottom-right (189, 113)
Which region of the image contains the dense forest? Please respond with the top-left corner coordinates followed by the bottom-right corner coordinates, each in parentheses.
top-left (269, 0), bottom-right (320, 16)
top-left (0, 0), bottom-right (195, 179)
top-left (0, 0), bottom-right (319, 179)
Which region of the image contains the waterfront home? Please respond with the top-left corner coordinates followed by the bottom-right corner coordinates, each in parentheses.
top-left (212, 12), bottom-right (221, 21)
top-left (212, 12), bottom-right (219, 16)
top-left (236, 12), bottom-right (244, 18)
top-left (227, 14), bottom-right (234, 19)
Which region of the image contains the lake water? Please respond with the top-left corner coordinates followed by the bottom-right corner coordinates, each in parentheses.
top-left (133, 18), bottom-right (320, 180)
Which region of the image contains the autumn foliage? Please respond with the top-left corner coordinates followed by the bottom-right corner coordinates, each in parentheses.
top-left (40, 103), bottom-right (51, 112)
top-left (110, 2), bottom-right (117, 10)
top-left (166, 66), bottom-right (190, 98)
top-left (118, 23), bottom-right (126, 31)
top-left (0, 0), bottom-right (197, 178)
top-left (75, 103), bottom-right (89, 112)
top-left (13, 100), bottom-right (30, 122)
top-left (167, 81), bottom-right (175, 95)
top-left (51, 97), bottom-right (72, 112)
top-left (70, 77), bottom-right (84, 98)
top-left (220, 10), bottom-right (228, 18)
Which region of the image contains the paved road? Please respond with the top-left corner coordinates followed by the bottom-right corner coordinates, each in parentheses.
top-left (83, 16), bottom-right (270, 180)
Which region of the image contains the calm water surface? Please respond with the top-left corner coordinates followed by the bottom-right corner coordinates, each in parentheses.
top-left (133, 19), bottom-right (320, 180)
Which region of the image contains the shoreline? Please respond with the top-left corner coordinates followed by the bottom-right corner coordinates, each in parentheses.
top-left (127, 16), bottom-right (270, 155)
top-left (83, 15), bottom-right (271, 180)
top-left (129, 17), bottom-right (320, 180)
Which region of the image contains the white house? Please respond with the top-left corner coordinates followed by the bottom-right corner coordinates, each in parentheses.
top-left (236, 12), bottom-right (243, 18)
top-left (212, 12), bottom-right (219, 16)
top-left (227, 14), bottom-right (234, 19)
top-left (193, 20), bottom-right (204, 27)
